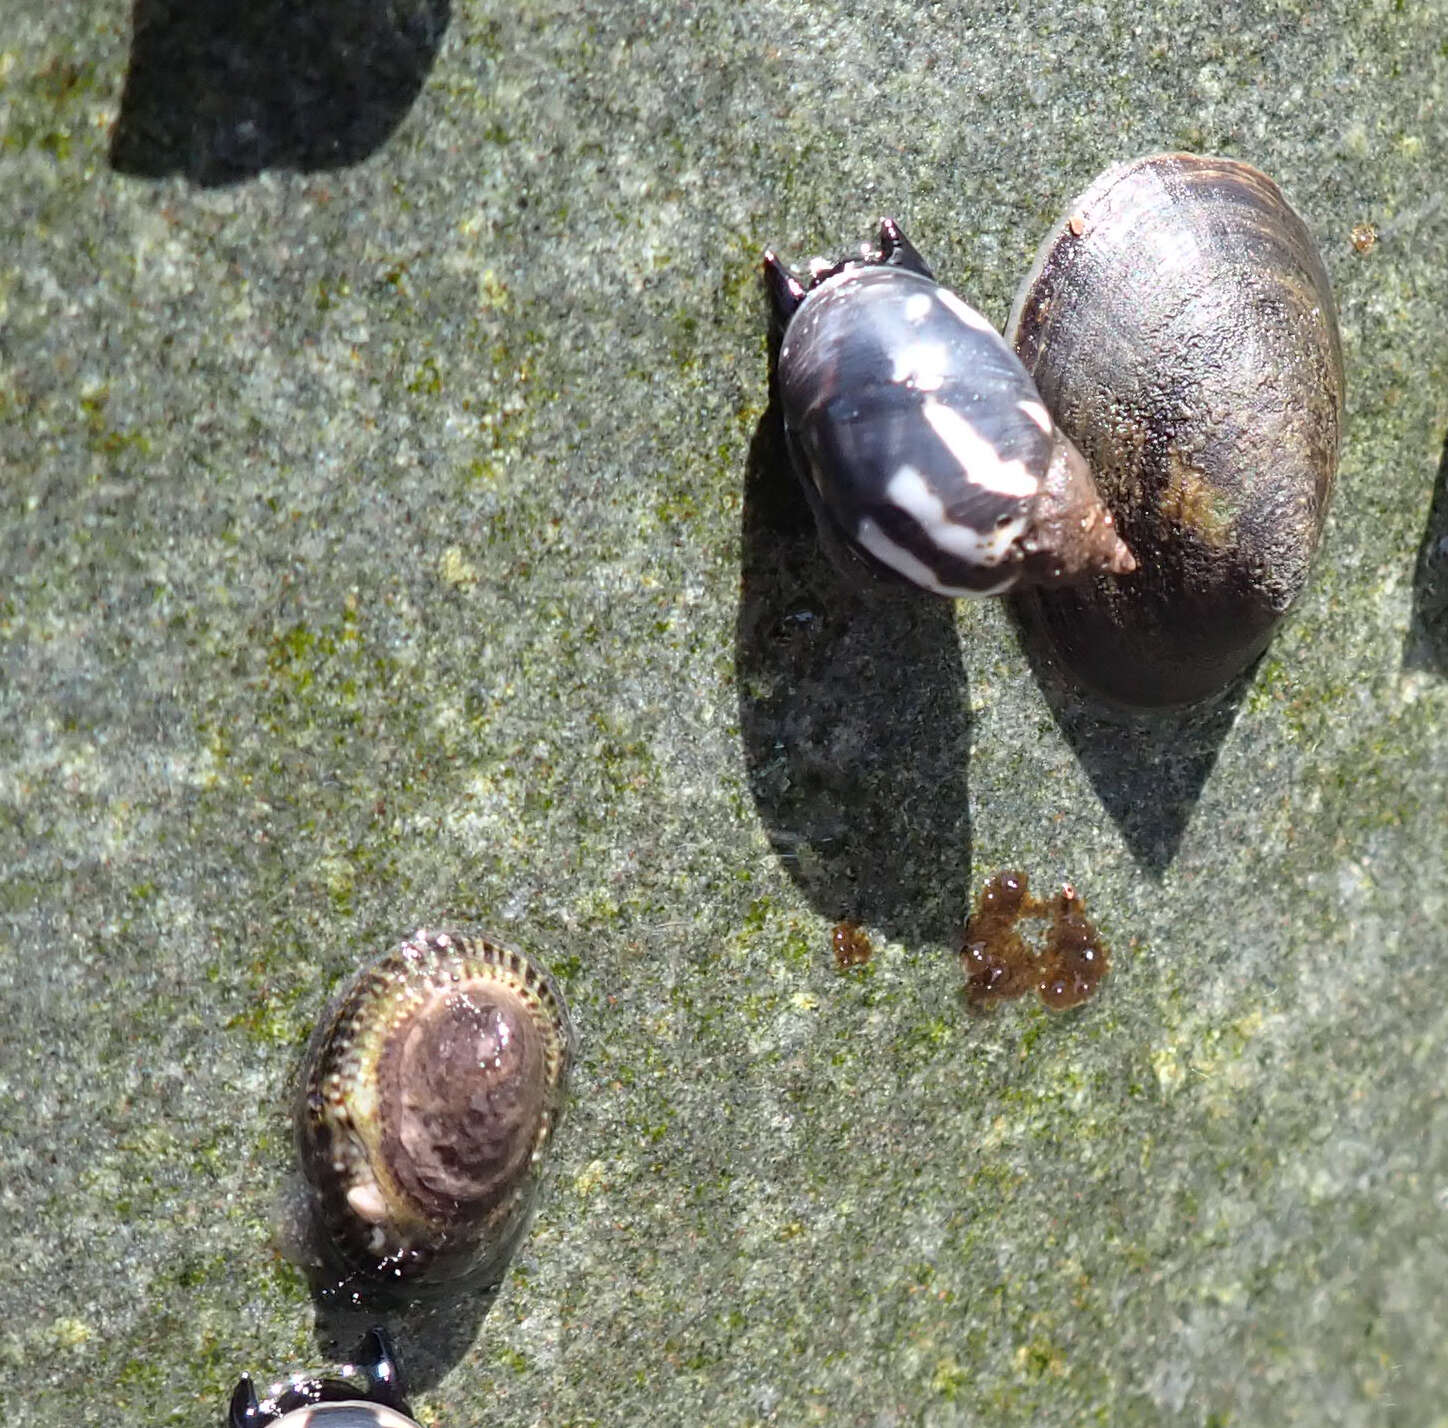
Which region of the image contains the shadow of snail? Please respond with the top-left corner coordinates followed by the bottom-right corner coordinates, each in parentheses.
top-left (754, 154), bottom-right (1343, 882)
top-left (110, 0), bottom-right (451, 185)
top-left (739, 214), bottom-right (1132, 947)
top-left (1405, 429), bottom-right (1448, 675)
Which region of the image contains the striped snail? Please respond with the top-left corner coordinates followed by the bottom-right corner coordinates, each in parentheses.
top-left (227, 1328), bottom-right (419, 1427)
top-left (763, 219), bottom-right (1135, 597)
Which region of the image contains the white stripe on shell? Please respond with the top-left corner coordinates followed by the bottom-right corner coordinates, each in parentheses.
top-left (933, 287), bottom-right (999, 333)
top-left (921, 398), bottom-right (1041, 500)
top-left (890, 341), bottom-right (949, 392)
top-left (902, 291), bottom-right (933, 322)
top-left (1018, 399), bottom-right (1052, 433)
top-left (883, 463), bottom-right (1028, 566)
top-left (855, 514), bottom-right (1019, 597)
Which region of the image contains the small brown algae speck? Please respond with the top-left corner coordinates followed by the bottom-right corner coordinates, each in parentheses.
top-left (831, 921), bottom-right (873, 970)
top-left (960, 871), bottom-right (1109, 1010)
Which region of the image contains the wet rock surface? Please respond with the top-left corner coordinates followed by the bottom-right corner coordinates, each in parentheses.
top-left (3, 2), bottom-right (1447, 1423)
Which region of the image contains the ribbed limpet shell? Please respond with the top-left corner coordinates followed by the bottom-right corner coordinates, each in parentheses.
top-left (294, 929), bottom-right (575, 1298)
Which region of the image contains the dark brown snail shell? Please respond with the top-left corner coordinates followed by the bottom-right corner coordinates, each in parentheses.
top-left (294, 929), bottom-right (575, 1299)
top-left (1007, 153), bottom-right (1345, 707)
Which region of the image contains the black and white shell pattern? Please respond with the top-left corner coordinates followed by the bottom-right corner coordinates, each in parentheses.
top-left (264, 1407), bottom-right (419, 1427)
top-left (775, 264), bottom-right (1057, 596)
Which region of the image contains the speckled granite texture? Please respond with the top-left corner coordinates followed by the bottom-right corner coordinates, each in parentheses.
top-left (3, 2), bottom-right (1447, 1425)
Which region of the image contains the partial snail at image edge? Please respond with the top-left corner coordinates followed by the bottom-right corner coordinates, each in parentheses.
top-left (762, 152), bottom-right (1345, 708)
top-left (290, 928), bottom-right (576, 1305)
top-left (228, 1327), bottom-right (420, 1427)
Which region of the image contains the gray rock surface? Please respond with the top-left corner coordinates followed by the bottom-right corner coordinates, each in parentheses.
top-left (3, 1), bottom-right (1447, 1424)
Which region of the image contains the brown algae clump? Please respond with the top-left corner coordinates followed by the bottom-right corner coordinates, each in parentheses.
top-left (961, 872), bottom-right (1109, 1010)
top-left (831, 920), bottom-right (874, 969)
